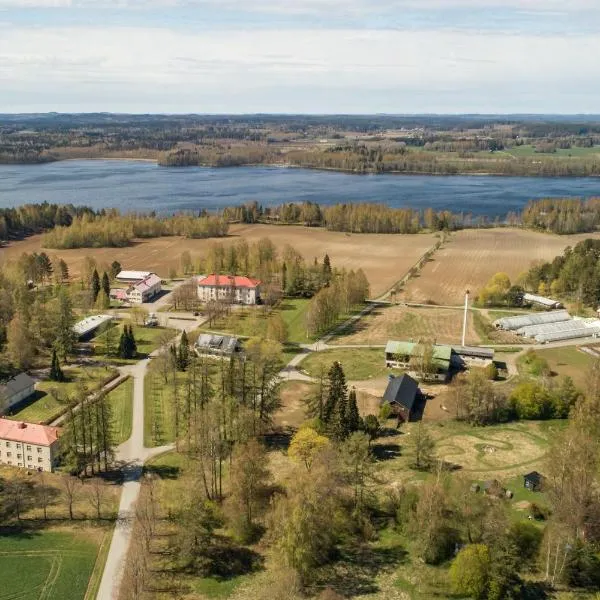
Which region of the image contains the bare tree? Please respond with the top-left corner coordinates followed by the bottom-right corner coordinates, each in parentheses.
top-left (87, 478), bottom-right (106, 520)
top-left (60, 474), bottom-right (79, 520)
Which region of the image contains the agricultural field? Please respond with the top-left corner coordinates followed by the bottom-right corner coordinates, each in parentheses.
top-left (402, 228), bottom-right (600, 305)
top-left (330, 304), bottom-right (481, 346)
top-left (7, 364), bottom-right (117, 424)
top-left (106, 377), bottom-right (133, 445)
top-left (505, 144), bottom-right (600, 158)
top-left (0, 528), bottom-right (104, 600)
top-left (0, 224), bottom-right (439, 298)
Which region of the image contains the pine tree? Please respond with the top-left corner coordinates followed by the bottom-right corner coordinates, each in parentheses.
top-left (323, 253), bottom-right (332, 285)
top-left (58, 259), bottom-right (69, 283)
top-left (110, 261), bottom-right (122, 279)
top-left (91, 269), bottom-right (101, 304)
top-left (117, 328), bottom-right (127, 358)
top-left (324, 361), bottom-right (347, 424)
top-left (281, 262), bottom-right (287, 292)
top-left (117, 325), bottom-right (137, 359)
top-left (101, 272), bottom-right (110, 299)
top-left (177, 330), bottom-right (190, 371)
top-left (127, 325), bottom-right (137, 358)
top-left (332, 392), bottom-right (349, 441)
top-left (345, 388), bottom-right (361, 433)
top-left (49, 348), bottom-right (65, 382)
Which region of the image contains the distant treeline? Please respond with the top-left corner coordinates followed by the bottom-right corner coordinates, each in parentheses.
top-left (523, 238), bottom-right (600, 307)
top-left (0, 202), bottom-right (95, 241)
top-left (522, 198), bottom-right (600, 234)
top-left (42, 212), bottom-right (229, 249)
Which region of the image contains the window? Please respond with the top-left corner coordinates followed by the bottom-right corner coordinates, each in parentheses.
top-left (17, 454), bottom-right (21, 459)
top-left (38, 457), bottom-right (43, 463)
top-left (27, 455), bottom-right (32, 461)
top-left (37, 447), bottom-right (42, 453)
top-left (6, 452), bottom-right (11, 458)
top-left (26, 445), bottom-right (31, 451)
top-left (5, 441), bottom-right (10, 447)
top-left (16, 443), bottom-right (21, 448)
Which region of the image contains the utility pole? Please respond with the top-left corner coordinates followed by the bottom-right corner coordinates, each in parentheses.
top-left (462, 289), bottom-right (470, 347)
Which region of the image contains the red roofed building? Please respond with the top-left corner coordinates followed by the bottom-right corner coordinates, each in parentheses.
top-left (197, 274), bottom-right (262, 305)
top-left (0, 418), bottom-right (60, 472)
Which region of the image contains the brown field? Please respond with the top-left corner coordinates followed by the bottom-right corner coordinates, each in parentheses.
top-left (0, 225), bottom-right (437, 298)
top-left (403, 228), bottom-right (600, 305)
top-left (331, 304), bottom-right (482, 346)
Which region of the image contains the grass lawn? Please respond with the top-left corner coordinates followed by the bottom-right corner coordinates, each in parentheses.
top-left (301, 347), bottom-right (391, 380)
top-left (0, 528), bottom-right (102, 600)
top-left (106, 377), bottom-right (133, 445)
top-left (144, 369), bottom-right (186, 446)
top-left (279, 298), bottom-right (312, 344)
top-left (506, 144), bottom-right (600, 158)
top-left (526, 346), bottom-right (594, 388)
top-left (7, 364), bottom-right (117, 424)
top-left (94, 325), bottom-right (177, 363)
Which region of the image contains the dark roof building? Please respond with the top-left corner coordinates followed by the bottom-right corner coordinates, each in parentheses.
top-left (195, 334), bottom-right (240, 357)
top-left (381, 374), bottom-right (419, 421)
top-left (524, 471), bottom-right (543, 491)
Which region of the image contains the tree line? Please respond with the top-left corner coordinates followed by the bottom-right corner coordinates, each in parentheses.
top-left (522, 197), bottom-right (600, 234)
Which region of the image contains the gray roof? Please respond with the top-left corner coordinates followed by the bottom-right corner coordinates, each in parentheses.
top-left (452, 346), bottom-right (495, 359)
top-left (0, 373), bottom-right (35, 398)
top-left (382, 374), bottom-right (418, 412)
top-left (196, 333), bottom-right (239, 354)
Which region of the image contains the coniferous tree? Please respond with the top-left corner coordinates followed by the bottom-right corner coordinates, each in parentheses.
top-left (332, 392), bottom-right (349, 441)
top-left (101, 271), bottom-right (110, 299)
top-left (323, 253), bottom-right (332, 285)
top-left (110, 261), bottom-right (122, 279)
top-left (49, 348), bottom-right (65, 382)
top-left (323, 361), bottom-right (347, 425)
top-left (128, 325), bottom-right (137, 357)
top-left (177, 330), bottom-right (190, 371)
top-left (345, 388), bottom-right (361, 433)
top-left (91, 269), bottom-right (101, 304)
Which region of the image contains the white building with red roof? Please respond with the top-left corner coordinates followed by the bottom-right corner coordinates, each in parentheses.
top-left (0, 419), bottom-right (60, 472)
top-left (197, 274), bottom-right (261, 305)
top-left (126, 273), bottom-right (162, 304)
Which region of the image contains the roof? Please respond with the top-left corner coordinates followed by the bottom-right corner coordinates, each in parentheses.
top-left (197, 274), bottom-right (261, 289)
top-left (116, 270), bottom-right (153, 281)
top-left (132, 273), bottom-right (161, 293)
top-left (524, 471), bottom-right (542, 482)
top-left (523, 293), bottom-right (562, 308)
top-left (0, 373), bottom-right (35, 399)
top-left (382, 374), bottom-right (419, 412)
top-left (452, 346), bottom-right (495, 360)
top-left (494, 310), bottom-right (570, 331)
top-left (385, 340), bottom-right (452, 368)
top-left (195, 333), bottom-right (240, 354)
top-left (0, 418), bottom-right (59, 446)
top-left (73, 314), bottom-right (114, 336)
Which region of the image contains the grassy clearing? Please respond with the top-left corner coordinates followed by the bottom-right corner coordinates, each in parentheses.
top-left (506, 144), bottom-right (600, 157)
top-left (106, 377), bottom-right (133, 445)
top-left (7, 364), bottom-right (117, 424)
top-left (94, 325), bottom-right (177, 363)
top-left (275, 381), bottom-right (314, 430)
top-left (301, 348), bottom-right (390, 380)
top-left (534, 345), bottom-right (594, 389)
top-left (0, 528), bottom-right (102, 600)
top-left (144, 370), bottom-right (185, 446)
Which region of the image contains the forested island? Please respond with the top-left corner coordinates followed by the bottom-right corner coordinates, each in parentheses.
top-left (3, 113), bottom-right (600, 177)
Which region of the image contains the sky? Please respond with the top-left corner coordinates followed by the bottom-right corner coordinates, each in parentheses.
top-left (1, 0), bottom-right (599, 114)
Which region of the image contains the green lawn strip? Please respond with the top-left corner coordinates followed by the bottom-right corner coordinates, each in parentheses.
top-left (0, 529), bottom-right (100, 600)
top-left (191, 576), bottom-right (249, 598)
top-left (301, 347), bottom-right (391, 380)
top-left (105, 377), bottom-right (133, 445)
top-left (94, 325), bottom-right (177, 364)
top-left (7, 365), bottom-right (118, 424)
top-left (84, 528), bottom-right (114, 600)
top-left (144, 371), bottom-right (186, 446)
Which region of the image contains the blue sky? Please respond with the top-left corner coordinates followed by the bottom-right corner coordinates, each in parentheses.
top-left (1, 0), bottom-right (599, 113)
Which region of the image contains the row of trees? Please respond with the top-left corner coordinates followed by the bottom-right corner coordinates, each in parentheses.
top-left (41, 212), bottom-right (229, 249)
top-left (522, 197), bottom-right (600, 234)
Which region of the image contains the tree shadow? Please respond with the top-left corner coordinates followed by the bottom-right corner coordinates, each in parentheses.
top-left (263, 430), bottom-right (293, 451)
top-left (145, 464), bottom-right (181, 480)
top-left (371, 443), bottom-right (401, 461)
top-left (312, 541), bottom-right (408, 597)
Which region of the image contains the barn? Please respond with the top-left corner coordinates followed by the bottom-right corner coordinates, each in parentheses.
top-left (381, 374), bottom-right (419, 422)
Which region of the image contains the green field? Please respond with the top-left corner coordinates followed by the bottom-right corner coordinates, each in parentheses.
top-left (505, 144), bottom-right (600, 158)
top-left (94, 325), bottom-right (177, 362)
top-left (0, 529), bottom-right (101, 600)
top-left (7, 365), bottom-right (117, 424)
top-left (301, 347), bottom-right (391, 380)
top-left (533, 345), bottom-right (594, 388)
top-left (106, 377), bottom-right (133, 445)
top-left (144, 370), bottom-right (184, 446)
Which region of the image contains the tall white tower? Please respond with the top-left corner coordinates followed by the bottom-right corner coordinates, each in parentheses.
top-left (462, 289), bottom-right (470, 347)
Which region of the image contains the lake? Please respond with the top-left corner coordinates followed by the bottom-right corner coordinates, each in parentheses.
top-left (1, 160), bottom-right (600, 216)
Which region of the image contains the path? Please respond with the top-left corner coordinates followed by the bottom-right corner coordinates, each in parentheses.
top-left (96, 316), bottom-right (203, 600)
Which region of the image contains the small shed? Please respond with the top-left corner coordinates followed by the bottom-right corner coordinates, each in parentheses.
top-left (381, 374), bottom-right (419, 422)
top-left (524, 471), bottom-right (543, 492)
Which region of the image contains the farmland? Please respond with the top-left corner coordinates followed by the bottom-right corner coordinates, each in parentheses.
top-left (0, 528), bottom-right (103, 600)
top-left (0, 224), bottom-right (438, 298)
top-left (528, 345), bottom-right (594, 388)
top-left (330, 304), bottom-right (482, 346)
top-left (402, 228), bottom-right (600, 305)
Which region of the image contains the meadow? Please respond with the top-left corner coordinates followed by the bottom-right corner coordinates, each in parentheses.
top-left (106, 377), bottom-right (133, 445)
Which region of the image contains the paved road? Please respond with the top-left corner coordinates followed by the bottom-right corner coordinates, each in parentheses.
top-left (96, 317), bottom-right (204, 600)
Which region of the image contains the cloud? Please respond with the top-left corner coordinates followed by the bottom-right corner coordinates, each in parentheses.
top-left (1, 26), bottom-right (599, 112)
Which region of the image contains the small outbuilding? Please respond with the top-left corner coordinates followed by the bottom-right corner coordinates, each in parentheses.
top-left (381, 373), bottom-right (419, 422)
top-left (195, 334), bottom-right (241, 358)
top-left (524, 471), bottom-right (544, 492)
top-left (0, 373), bottom-right (36, 414)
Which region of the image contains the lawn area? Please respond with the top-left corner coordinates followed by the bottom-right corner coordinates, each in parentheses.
top-left (534, 345), bottom-right (594, 389)
top-left (0, 528), bottom-right (103, 600)
top-left (144, 369), bottom-right (185, 446)
top-left (505, 144), bottom-right (600, 157)
top-left (7, 364), bottom-right (117, 424)
top-left (279, 298), bottom-right (312, 343)
top-left (300, 347), bottom-right (390, 380)
top-left (106, 377), bottom-right (133, 445)
top-left (94, 324), bottom-right (177, 362)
